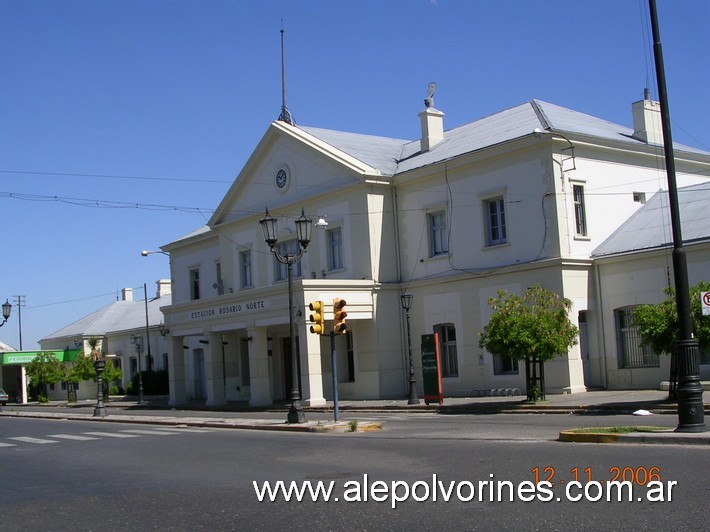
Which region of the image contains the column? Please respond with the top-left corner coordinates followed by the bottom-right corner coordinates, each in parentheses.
top-left (300, 331), bottom-right (326, 407)
top-left (248, 327), bottom-right (272, 407)
top-left (169, 335), bottom-right (187, 407)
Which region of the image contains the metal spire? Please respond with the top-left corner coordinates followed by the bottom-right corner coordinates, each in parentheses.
top-left (278, 25), bottom-right (294, 125)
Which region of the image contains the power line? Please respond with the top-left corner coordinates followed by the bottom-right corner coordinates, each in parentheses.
top-left (0, 169), bottom-right (232, 184)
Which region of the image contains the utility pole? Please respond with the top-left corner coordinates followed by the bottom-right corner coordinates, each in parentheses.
top-left (13, 295), bottom-right (26, 350)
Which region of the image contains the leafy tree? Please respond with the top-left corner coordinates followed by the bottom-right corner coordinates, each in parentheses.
top-left (478, 285), bottom-right (580, 401)
top-left (25, 352), bottom-right (65, 401)
top-left (632, 281), bottom-right (710, 397)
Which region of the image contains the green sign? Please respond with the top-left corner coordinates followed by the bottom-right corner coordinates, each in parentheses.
top-left (1, 349), bottom-right (81, 365)
top-left (421, 334), bottom-right (443, 405)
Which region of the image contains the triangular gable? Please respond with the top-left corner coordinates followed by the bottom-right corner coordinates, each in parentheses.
top-left (209, 121), bottom-right (386, 227)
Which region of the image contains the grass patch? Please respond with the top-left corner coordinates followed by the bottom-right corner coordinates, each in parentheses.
top-left (569, 426), bottom-right (669, 434)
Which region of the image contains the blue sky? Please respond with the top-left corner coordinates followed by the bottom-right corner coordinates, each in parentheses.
top-left (1, 0), bottom-right (709, 350)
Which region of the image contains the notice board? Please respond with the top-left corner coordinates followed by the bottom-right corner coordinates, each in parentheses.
top-left (421, 333), bottom-right (443, 405)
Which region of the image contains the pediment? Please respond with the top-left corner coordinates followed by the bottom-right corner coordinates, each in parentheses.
top-left (209, 121), bottom-right (383, 227)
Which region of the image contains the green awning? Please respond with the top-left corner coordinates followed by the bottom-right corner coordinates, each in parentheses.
top-left (1, 349), bottom-right (82, 365)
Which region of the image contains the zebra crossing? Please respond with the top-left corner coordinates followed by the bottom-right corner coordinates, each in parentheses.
top-left (0, 426), bottom-right (213, 449)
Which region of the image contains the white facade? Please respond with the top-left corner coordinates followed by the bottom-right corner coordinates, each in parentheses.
top-left (160, 96), bottom-right (710, 406)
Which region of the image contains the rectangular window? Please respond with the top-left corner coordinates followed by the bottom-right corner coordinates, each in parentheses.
top-left (327, 227), bottom-right (343, 271)
top-left (275, 240), bottom-right (302, 281)
top-left (615, 307), bottom-right (660, 368)
top-left (189, 268), bottom-right (200, 300)
top-left (240, 250), bottom-right (252, 288)
top-left (215, 262), bottom-right (224, 295)
top-left (493, 355), bottom-right (519, 375)
top-left (573, 184), bottom-right (587, 236)
top-left (633, 191), bottom-right (646, 204)
top-left (434, 324), bottom-right (458, 377)
top-left (428, 211), bottom-right (448, 257)
top-left (484, 197), bottom-right (507, 246)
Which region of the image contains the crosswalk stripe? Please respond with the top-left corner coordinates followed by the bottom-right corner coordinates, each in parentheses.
top-left (8, 436), bottom-right (59, 444)
top-left (48, 434), bottom-right (100, 441)
top-left (82, 431), bottom-right (140, 438)
top-left (0, 442), bottom-right (17, 448)
top-left (119, 429), bottom-right (179, 436)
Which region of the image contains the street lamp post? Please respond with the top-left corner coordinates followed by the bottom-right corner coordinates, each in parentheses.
top-left (0, 299), bottom-right (11, 327)
top-left (132, 336), bottom-right (145, 405)
top-left (260, 208), bottom-right (312, 424)
top-left (401, 293), bottom-right (420, 405)
top-left (93, 357), bottom-right (107, 417)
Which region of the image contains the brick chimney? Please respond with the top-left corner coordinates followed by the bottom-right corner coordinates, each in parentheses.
top-left (632, 88), bottom-right (663, 145)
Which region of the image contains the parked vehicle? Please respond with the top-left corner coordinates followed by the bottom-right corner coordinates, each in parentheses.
top-left (0, 389), bottom-right (8, 406)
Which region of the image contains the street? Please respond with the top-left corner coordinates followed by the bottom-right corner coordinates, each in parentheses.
top-left (0, 412), bottom-right (706, 531)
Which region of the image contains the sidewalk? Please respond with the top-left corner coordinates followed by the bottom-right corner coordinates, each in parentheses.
top-left (2, 389), bottom-right (709, 442)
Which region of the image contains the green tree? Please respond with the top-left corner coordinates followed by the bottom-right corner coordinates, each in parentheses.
top-left (103, 358), bottom-right (124, 393)
top-left (632, 281), bottom-right (710, 397)
top-left (25, 352), bottom-right (65, 402)
top-left (478, 285), bottom-right (580, 401)
top-left (63, 352), bottom-right (96, 402)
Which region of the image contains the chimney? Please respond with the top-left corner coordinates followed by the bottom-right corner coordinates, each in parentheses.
top-left (419, 106), bottom-right (445, 153)
top-left (632, 88), bottom-right (663, 145)
top-left (121, 288), bottom-right (133, 301)
top-left (156, 279), bottom-right (172, 298)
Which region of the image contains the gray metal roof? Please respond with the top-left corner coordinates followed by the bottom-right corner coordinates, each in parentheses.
top-left (592, 183), bottom-right (710, 257)
top-left (299, 100), bottom-right (709, 177)
top-left (40, 295), bottom-right (172, 342)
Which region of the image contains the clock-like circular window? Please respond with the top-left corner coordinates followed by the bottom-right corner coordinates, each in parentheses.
top-left (275, 168), bottom-right (289, 190)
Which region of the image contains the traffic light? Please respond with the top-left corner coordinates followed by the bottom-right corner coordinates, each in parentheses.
top-left (308, 301), bottom-right (326, 335)
top-left (333, 298), bottom-right (347, 334)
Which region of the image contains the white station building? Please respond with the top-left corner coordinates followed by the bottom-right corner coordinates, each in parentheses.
top-left (157, 92), bottom-right (710, 408)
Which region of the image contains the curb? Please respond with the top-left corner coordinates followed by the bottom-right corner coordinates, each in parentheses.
top-left (558, 428), bottom-right (710, 445)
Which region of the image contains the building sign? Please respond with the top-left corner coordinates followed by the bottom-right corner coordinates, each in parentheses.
top-left (421, 333), bottom-right (443, 405)
top-left (188, 299), bottom-right (269, 321)
top-left (1, 349), bottom-right (81, 365)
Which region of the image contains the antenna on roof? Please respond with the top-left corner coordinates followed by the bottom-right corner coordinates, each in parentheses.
top-left (424, 82), bottom-right (437, 108)
top-left (278, 22), bottom-right (295, 125)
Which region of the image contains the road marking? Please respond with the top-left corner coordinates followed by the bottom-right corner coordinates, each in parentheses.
top-left (48, 434), bottom-right (101, 441)
top-left (83, 431), bottom-right (140, 438)
top-left (153, 427), bottom-right (214, 433)
top-left (8, 436), bottom-right (59, 444)
top-left (119, 429), bottom-right (180, 436)
top-left (0, 442), bottom-right (17, 448)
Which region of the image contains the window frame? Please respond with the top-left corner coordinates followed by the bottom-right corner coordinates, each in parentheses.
top-left (434, 323), bottom-right (459, 378)
top-left (327, 226), bottom-right (343, 271)
top-left (615, 306), bottom-right (660, 368)
top-left (189, 267), bottom-right (200, 300)
top-left (572, 183), bottom-right (588, 237)
top-left (239, 249), bottom-right (252, 289)
top-left (427, 210), bottom-right (448, 257)
top-left (483, 196), bottom-right (507, 247)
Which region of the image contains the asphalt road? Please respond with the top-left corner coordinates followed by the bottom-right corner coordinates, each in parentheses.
top-left (0, 414), bottom-right (705, 531)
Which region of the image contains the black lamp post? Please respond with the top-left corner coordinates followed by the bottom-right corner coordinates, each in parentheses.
top-left (93, 357), bottom-right (107, 417)
top-left (260, 208), bottom-right (312, 424)
top-left (0, 299), bottom-right (11, 327)
top-left (400, 292), bottom-right (419, 405)
top-left (132, 335), bottom-right (145, 405)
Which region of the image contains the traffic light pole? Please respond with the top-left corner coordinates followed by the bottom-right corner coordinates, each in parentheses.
top-left (330, 331), bottom-right (340, 422)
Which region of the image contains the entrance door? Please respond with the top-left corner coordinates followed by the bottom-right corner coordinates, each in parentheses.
top-left (193, 348), bottom-right (206, 401)
top-left (281, 338), bottom-right (301, 401)
top-left (579, 312), bottom-right (591, 387)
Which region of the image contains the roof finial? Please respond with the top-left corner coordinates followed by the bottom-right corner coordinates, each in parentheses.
top-left (278, 22), bottom-right (294, 125)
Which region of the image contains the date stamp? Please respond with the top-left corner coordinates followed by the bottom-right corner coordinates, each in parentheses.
top-left (532, 466), bottom-right (663, 486)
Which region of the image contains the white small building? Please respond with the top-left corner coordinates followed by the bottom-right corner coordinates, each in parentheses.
top-left (592, 183), bottom-right (710, 389)
top-left (38, 281), bottom-right (172, 401)
top-left (159, 92), bottom-right (710, 407)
